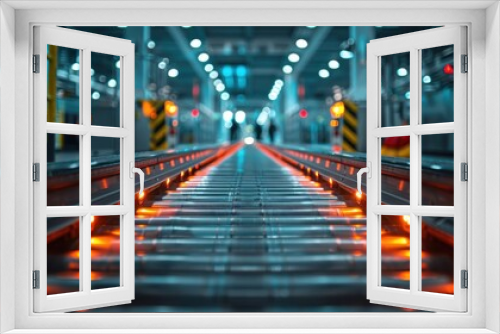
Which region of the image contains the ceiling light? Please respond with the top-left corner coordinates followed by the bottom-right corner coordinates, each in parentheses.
top-left (209, 71), bottom-right (219, 79)
top-left (296, 39), bottom-right (308, 49)
top-left (274, 79), bottom-right (284, 88)
top-left (190, 39), bottom-right (202, 48)
top-left (340, 50), bottom-right (354, 59)
top-left (328, 60), bottom-right (340, 69)
top-left (213, 79), bottom-right (222, 86)
top-left (158, 61), bottom-right (167, 70)
top-left (107, 79), bottom-right (117, 88)
top-left (115, 60), bottom-right (121, 69)
top-left (397, 68), bottom-right (408, 77)
top-left (288, 53), bottom-right (300, 63)
top-left (283, 65), bottom-right (293, 74)
top-left (71, 63), bottom-right (80, 71)
top-left (147, 40), bottom-right (156, 49)
top-left (168, 68), bottom-right (179, 77)
top-left (204, 64), bottom-right (214, 72)
top-left (221, 92), bottom-right (230, 100)
top-left (423, 75), bottom-right (432, 83)
top-left (235, 110), bottom-right (246, 124)
top-left (198, 53), bottom-right (209, 62)
top-left (91, 92), bottom-right (100, 100)
top-left (215, 83), bottom-right (225, 92)
top-left (223, 110), bottom-right (233, 122)
top-left (319, 69), bottom-right (330, 78)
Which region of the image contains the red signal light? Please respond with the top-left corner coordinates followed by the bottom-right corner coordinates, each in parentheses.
top-left (299, 109), bottom-right (308, 119)
top-left (443, 64), bottom-right (454, 75)
top-left (191, 108), bottom-right (200, 118)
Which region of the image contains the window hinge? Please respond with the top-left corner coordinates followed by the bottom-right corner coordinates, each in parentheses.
top-left (461, 54), bottom-right (468, 73)
top-left (33, 54), bottom-right (40, 73)
top-left (461, 270), bottom-right (468, 289)
top-left (33, 270), bottom-right (40, 289)
top-left (33, 163), bottom-right (40, 182)
top-left (461, 162), bottom-right (468, 181)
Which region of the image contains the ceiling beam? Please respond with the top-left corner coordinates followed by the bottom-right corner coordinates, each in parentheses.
top-left (292, 26), bottom-right (331, 78)
top-left (166, 26), bottom-right (207, 81)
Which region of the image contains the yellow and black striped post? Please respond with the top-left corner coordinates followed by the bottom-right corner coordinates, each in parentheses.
top-left (142, 101), bottom-right (168, 151)
top-left (341, 100), bottom-right (358, 152)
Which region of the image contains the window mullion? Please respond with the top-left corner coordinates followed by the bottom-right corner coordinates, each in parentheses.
top-left (409, 48), bottom-right (420, 295)
top-left (82, 48), bottom-right (92, 294)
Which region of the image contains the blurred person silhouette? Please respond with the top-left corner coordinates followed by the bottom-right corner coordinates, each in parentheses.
top-left (230, 122), bottom-right (240, 142)
top-left (254, 123), bottom-right (263, 141)
top-left (268, 120), bottom-right (277, 144)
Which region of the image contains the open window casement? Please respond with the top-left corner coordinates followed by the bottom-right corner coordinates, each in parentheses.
top-left (365, 26), bottom-right (467, 312)
top-left (33, 26), bottom-right (136, 312)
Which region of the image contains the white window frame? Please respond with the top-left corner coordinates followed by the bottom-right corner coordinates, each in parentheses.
top-left (33, 26), bottom-right (136, 313)
top-left (1, 2), bottom-right (499, 333)
top-left (366, 26), bottom-right (467, 312)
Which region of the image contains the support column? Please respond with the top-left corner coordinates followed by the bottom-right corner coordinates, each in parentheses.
top-left (283, 75), bottom-right (299, 143)
top-left (348, 26), bottom-right (375, 153)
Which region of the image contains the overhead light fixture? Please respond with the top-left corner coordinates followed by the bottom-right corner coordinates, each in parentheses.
top-left (296, 39), bottom-right (308, 49)
top-left (283, 65), bottom-right (293, 74)
top-left (190, 39), bottom-right (202, 48)
top-left (215, 83), bottom-right (225, 92)
top-left (397, 68), bottom-right (408, 77)
top-left (182, 26), bottom-right (192, 29)
top-left (328, 59), bottom-right (340, 69)
top-left (71, 63), bottom-right (80, 71)
top-left (423, 75), bottom-right (432, 83)
top-left (235, 110), bottom-right (246, 124)
top-left (168, 68), bottom-right (179, 77)
top-left (91, 92), bottom-right (100, 100)
top-left (213, 79), bottom-right (222, 86)
top-left (221, 92), bottom-right (230, 100)
top-left (274, 79), bottom-right (284, 88)
top-left (115, 60), bottom-right (121, 69)
top-left (147, 40), bottom-right (156, 49)
top-left (158, 61), bottom-right (167, 70)
top-left (339, 50), bottom-right (354, 59)
top-left (288, 53), bottom-right (300, 63)
top-left (223, 110), bottom-right (233, 122)
top-left (306, 26), bottom-right (316, 29)
top-left (107, 79), bottom-right (117, 88)
top-left (209, 71), bottom-right (219, 79)
top-left (204, 64), bottom-right (214, 72)
top-left (198, 53), bottom-right (209, 62)
top-left (319, 69), bottom-right (330, 78)
top-left (269, 93), bottom-right (277, 101)
top-left (405, 91), bottom-right (410, 99)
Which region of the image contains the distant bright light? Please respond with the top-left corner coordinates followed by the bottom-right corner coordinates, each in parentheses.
top-left (244, 137), bottom-right (255, 145)
top-left (91, 92), bottom-right (100, 100)
top-left (405, 91), bottom-right (411, 100)
top-left (430, 164), bottom-right (442, 170)
top-left (423, 75), bottom-right (432, 83)
top-left (204, 64), bottom-right (214, 72)
top-left (190, 39), bottom-right (202, 48)
top-left (296, 39), bottom-right (308, 49)
top-left (198, 53), bottom-right (209, 62)
top-left (235, 110), bottom-right (246, 124)
top-left (224, 121), bottom-right (233, 129)
top-left (209, 71), bottom-right (219, 79)
top-left (299, 109), bottom-right (308, 118)
top-left (328, 59), bottom-right (340, 69)
top-left (215, 83), bottom-right (225, 92)
top-left (256, 110), bottom-right (269, 125)
top-left (319, 69), bottom-right (330, 78)
top-left (340, 50), bottom-right (354, 59)
top-left (269, 93), bottom-right (278, 101)
top-left (168, 68), bottom-right (179, 78)
top-left (221, 92), bottom-right (230, 100)
top-left (71, 63), bottom-right (80, 71)
top-left (115, 60), bottom-right (121, 69)
top-left (223, 110), bottom-right (233, 122)
top-left (283, 65), bottom-right (293, 74)
top-left (147, 40), bottom-right (156, 49)
top-left (118, 26), bottom-right (127, 28)
top-left (288, 53), bottom-right (300, 63)
top-left (274, 79), bottom-right (284, 88)
top-left (90, 69), bottom-right (95, 76)
top-left (108, 79), bottom-right (117, 88)
top-left (397, 68), bottom-right (408, 77)
top-left (182, 26), bottom-right (192, 29)
top-left (306, 26), bottom-right (316, 29)
top-left (158, 61), bottom-right (167, 70)
top-left (213, 79), bottom-right (222, 86)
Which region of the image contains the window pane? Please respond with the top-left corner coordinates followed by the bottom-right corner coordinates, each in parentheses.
top-left (421, 133), bottom-right (454, 206)
top-left (421, 45), bottom-right (454, 124)
top-left (91, 52), bottom-right (121, 127)
top-left (381, 136), bottom-right (410, 205)
top-left (47, 134), bottom-right (80, 206)
top-left (380, 52), bottom-right (410, 127)
top-left (47, 45), bottom-right (80, 124)
top-left (47, 217), bottom-right (80, 295)
top-left (381, 215), bottom-right (410, 290)
top-left (91, 215), bottom-right (121, 290)
top-left (91, 137), bottom-right (121, 205)
top-left (421, 216), bottom-right (454, 294)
